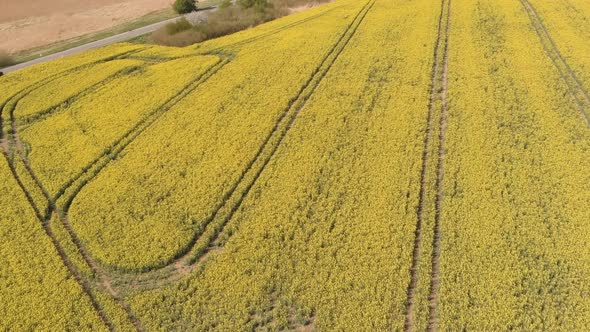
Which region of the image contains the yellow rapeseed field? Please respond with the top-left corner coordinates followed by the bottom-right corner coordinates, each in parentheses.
top-left (1, 0), bottom-right (589, 330)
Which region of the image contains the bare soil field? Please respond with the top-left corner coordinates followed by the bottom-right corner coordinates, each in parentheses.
top-left (0, 0), bottom-right (172, 53)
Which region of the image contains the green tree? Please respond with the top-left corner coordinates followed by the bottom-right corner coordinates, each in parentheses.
top-left (173, 0), bottom-right (197, 14)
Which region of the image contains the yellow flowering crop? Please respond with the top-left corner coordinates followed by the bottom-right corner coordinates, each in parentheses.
top-left (1, 0), bottom-right (589, 329)
top-left (20, 55), bottom-right (219, 194)
top-left (0, 160), bottom-right (107, 330)
top-left (438, 0), bottom-right (590, 330)
top-left (68, 0), bottom-right (363, 272)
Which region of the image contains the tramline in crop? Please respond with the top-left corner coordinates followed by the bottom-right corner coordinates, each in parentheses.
top-left (1, 0), bottom-right (375, 328)
top-left (403, 0), bottom-right (450, 330)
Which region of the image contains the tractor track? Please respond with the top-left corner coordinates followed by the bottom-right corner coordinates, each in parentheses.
top-left (52, 2), bottom-right (352, 206)
top-left (164, 0), bottom-right (379, 290)
top-left (520, 0), bottom-right (590, 127)
top-left (55, 56), bottom-right (229, 206)
top-left (427, 1), bottom-right (450, 330)
top-left (17, 65), bottom-right (145, 131)
top-left (2, 45), bottom-right (233, 331)
top-left (175, 0), bottom-right (376, 270)
top-left (0, 0), bottom-right (373, 328)
top-left (403, 0), bottom-right (450, 330)
top-left (0, 151), bottom-right (116, 331)
top-left (0, 47), bottom-right (147, 138)
top-left (0, 47), bottom-right (151, 332)
top-left (5, 100), bottom-right (145, 332)
top-left (2, 56), bottom-right (228, 330)
top-left (69, 0), bottom-right (376, 285)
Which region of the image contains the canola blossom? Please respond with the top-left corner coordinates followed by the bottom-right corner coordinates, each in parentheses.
top-left (1, 0), bottom-right (589, 330)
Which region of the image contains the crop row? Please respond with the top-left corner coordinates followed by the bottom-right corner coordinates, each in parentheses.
top-left (526, 0), bottom-right (590, 123)
top-left (16, 56), bottom-right (218, 196)
top-left (127, 0), bottom-right (443, 329)
top-left (0, 2), bottom-right (363, 328)
top-left (65, 0), bottom-right (366, 272)
top-left (0, 159), bottom-right (110, 330)
top-left (436, 0), bottom-right (590, 329)
top-left (520, 0), bottom-right (590, 126)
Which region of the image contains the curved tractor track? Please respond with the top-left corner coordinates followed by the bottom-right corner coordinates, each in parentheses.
top-left (520, 0), bottom-right (590, 127)
top-left (0, 47), bottom-right (154, 332)
top-left (0, 146), bottom-right (118, 331)
top-left (0, 48), bottom-right (148, 141)
top-left (1, 1), bottom-right (375, 329)
top-left (1, 52), bottom-right (163, 332)
top-left (61, 0), bottom-right (376, 286)
top-left (4, 53), bottom-right (230, 332)
top-left (403, 0), bottom-right (450, 331)
top-left (16, 66), bottom-right (141, 130)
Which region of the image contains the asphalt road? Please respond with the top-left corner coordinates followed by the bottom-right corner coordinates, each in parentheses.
top-left (1, 7), bottom-right (215, 74)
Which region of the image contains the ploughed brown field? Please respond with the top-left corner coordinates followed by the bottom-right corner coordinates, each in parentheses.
top-left (0, 0), bottom-right (171, 53)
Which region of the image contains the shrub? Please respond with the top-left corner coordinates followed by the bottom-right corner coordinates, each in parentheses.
top-left (165, 17), bottom-right (193, 35)
top-left (152, 28), bottom-right (207, 47)
top-left (152, 17), bottom-right (206, 47)
top-left (173, 0), bottom-right (197, 14)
